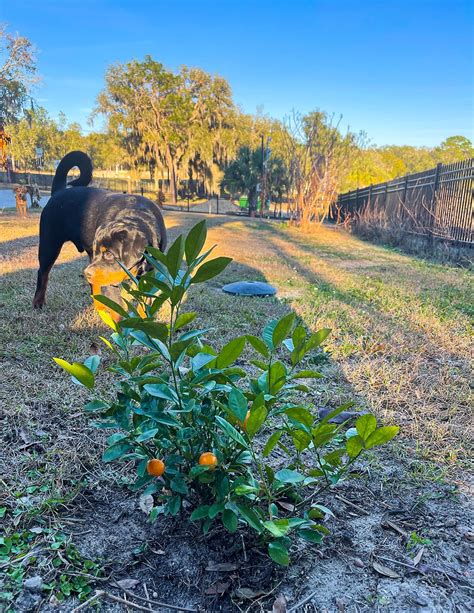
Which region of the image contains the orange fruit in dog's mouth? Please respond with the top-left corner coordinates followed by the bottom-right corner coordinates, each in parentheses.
top-left (199, 452), bottom-right (218, 469)
top-left (146, 459), bottom-right (165, 477)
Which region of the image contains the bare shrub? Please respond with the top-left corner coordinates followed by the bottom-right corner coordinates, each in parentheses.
top-left (283, 111), bottom-right (360, 229)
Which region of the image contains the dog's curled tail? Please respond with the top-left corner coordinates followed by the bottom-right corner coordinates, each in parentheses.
top-left (51, 151), bottom-right (93, 195)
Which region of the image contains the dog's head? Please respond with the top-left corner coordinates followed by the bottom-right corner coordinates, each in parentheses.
top-left (84, 221), bottom-right (149, 302)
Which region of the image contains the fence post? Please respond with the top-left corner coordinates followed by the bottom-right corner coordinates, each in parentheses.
top-left (216, 193), bottom-right (219, 214)
top-left (402, 175), bottom-right (409, 205)
top-left (383, 182), bottom-right (388, 207)
top-left (428, 163), bottom-right (442, 249)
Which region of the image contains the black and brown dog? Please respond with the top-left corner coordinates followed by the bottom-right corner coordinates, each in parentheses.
top-left (33, 151), bottom-right (167, 311)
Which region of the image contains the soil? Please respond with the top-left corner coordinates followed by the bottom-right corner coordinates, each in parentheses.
top-left (15, 448), bottom-right (473, 613)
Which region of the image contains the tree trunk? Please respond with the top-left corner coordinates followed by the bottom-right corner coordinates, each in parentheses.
top-left (166, 146), bottom-right (177, 205)
top-left (248, 188), bottom-right (257, 217)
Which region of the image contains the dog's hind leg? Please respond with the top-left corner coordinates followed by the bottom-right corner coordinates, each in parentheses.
top-left (33, 239), bottom-right (63, 308)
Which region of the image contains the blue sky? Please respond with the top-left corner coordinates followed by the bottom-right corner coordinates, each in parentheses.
top-left (3, 0), bottom-right (473, 146)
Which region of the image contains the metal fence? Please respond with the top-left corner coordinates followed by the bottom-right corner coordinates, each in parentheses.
top-left (333, 159), bottom-right (474, 245)
top-left (0, 169), bottom-right (161, 194)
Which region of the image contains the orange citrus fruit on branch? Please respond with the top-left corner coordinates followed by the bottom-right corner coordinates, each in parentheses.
top-left (199, 452), bottom-right (218, 469)
top-left (146, 458), bottom-right (165, 477)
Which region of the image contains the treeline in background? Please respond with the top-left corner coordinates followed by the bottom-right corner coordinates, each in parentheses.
top-left (2, 25), bottom-right (473, 221)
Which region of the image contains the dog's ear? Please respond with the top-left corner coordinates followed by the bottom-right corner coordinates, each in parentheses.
top-left (117, 228), bottom-right (148, 268)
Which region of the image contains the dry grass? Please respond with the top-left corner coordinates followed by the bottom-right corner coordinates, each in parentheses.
top-left (1, 211), bottom-right (472, 485)
top-left (1, 209), bottom-right (473, 608)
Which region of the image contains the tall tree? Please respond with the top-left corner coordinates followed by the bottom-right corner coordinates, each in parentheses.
top-left (95, 57), bottom-right (240, 202)
top-left (96, 58), bottom-right (194, 203)
top-left (0, 24), bottom-right (37, 126)
top-left (435, 136), bottom-right (474, 164)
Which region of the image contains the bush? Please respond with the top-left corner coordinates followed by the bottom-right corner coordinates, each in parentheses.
top-left (55, 220), bottom-right (398, 566)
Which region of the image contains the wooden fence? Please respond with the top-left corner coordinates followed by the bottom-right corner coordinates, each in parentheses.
top-left (333, 159), bottom-right (474, 246)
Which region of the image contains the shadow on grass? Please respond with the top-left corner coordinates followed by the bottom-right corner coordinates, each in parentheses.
top-left (262, 221), bottom-right (474, 327)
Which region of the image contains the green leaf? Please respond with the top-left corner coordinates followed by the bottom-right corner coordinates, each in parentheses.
top-left (305, 328), bottom-right (331, 352)
top-left (204, 504), bottom-right (221, 520)
top-left (84, 399), bottom-right (108, 412)
top-left (312, 423), bottom-right (337, 448)
top-left (191, 257), bottom-right (232, 284)
top-left (216, 474), bottom-right (230, 498)
top-left (356, 414), bottom-right (377, 441)
top-left (245, 404), bottom-right (267, 438)
top-left (149, 505), bottom-right (164, 523)
top-left (189, 465), bottom-right (211, 479)
top-left (215, 416), bottom-right (248, 448)
top-left (84, 355), bottom-right (101, 374)
top-left (167, 495), bottom-right (181, 516)
top-left (120, 319), bottom-right (168, 341)
top-left (346, 434), bottom-right (365, 458)
top-left (310, 504), bottom-right (335, 518)
top-left (268, 540), bottom-right (289, 566)
top-left (272, 312), bottom-right (296, 348)
top-left (92, 294), bottom-right (128, 318)
top-left (263, 519), bottom-right (290, 538)
top-left (246, 335), bottom-right (270, 358)
top-left (136, 428), bottom-right (159, 443)
top-left (264, 463), bottom-right (275, 484)
top-left (236, 504), bottom-right (263, 533)
top-left (170, 285), bottom-right (185, 306)
top-left (185, 220), bottom-right (207, 264)
top-left (228, 388), bottom-right (248, 423)
top-left (365, 426), bottom-right (399, 449)
top-left (297, 528), bottom-right (324, 544)
top-left (222, 509), bottom-right (238, 533)
top-left (53, 358), bottom-right (94, 389)
top-left (146, 245), bottom-right (168, 265)
top-left (268, 360), bottom-right (287, 394)
top-left (107, 432), bottom-right (129, 445)
top-left (169, 339), bottom-right (193, 361)
top-left (102, 440), bottom-right (132, 462)
top-left (291, 430), bottom-right (312, 452)
top-left (191, 352), bottom-right (216, 371)
top-left (215, 336), bottom-right (246, 368)
top-left (275, 469), bottom-right (305, 484)
top-left (166, 235), bottom-right (185, 278)
top-left (174, 312), bottom-right (197, 331)
top-left (235, 484), bottom-right (259, 495)
top-left (263, 431), bottom-right (282, 457)
top-left (292, 325), bottom-right (306, 348)
top-left (170, 477), bottom-right (188, 495)
top-left (143, 384), bottom-right (178, 403)
top-left (285, 407), bottom-right (314, 428)
top-left (262, 320), bottom-right (278, 349)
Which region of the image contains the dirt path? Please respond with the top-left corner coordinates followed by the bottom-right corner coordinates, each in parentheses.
top-left (1, 211), bottom-right (472, 612)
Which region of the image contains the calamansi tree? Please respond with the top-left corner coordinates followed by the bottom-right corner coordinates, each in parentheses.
top-left (55, 221), bottom-right (399, 566)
